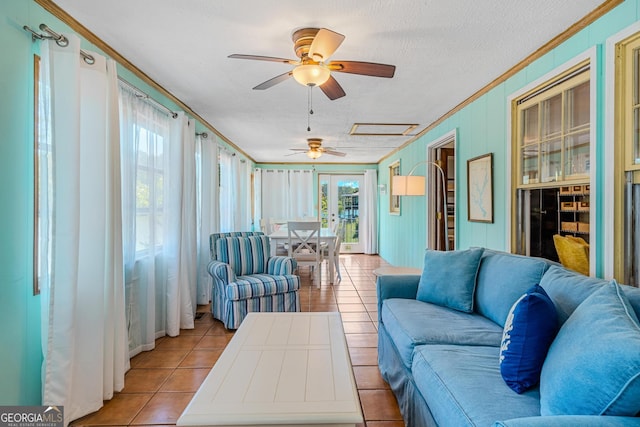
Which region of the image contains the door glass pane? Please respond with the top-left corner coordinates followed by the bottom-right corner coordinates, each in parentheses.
top-left (541, 94), bottom-right (562, 139)
top-left (337, 179), bottom-right (360, 245)
top-left (540, 138), bottom-right (562, 183)
top-left (319, 177), bottom-right (329, 228)
top-left (566, 81), bottom-right (590, 131)
top-left (564, 130), bottom-right (590, 178)
top-left (521, 105), bottom-right (539, 145)
top-left (521, 145), bottom-right (539, 184)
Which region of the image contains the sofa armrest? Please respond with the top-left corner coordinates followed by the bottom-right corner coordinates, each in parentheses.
top-left (493, 415), bottom-right (640, 427)
top-left (267, 256), bottom-right (297, 275)
top-left (207, 260), bottom-right (236, 284)
top-left (376, 274), bottom-right (420, 315)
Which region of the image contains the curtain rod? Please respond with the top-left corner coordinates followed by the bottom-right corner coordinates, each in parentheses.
top-left (24, 23), bottom-right (178, 119)
top-left (118, 78), bottom-right (178, 119)
top-left (23, 23), bottom-right (95, 65)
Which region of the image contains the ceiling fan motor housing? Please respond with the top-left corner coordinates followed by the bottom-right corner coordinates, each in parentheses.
top-left (307, 138), bottom-right (323, 148)
top-left (292, 28), bottom-right (320, 60)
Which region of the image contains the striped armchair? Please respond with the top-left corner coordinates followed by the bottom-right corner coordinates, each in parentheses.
top-left (207, 234), bottom-right (300, 329)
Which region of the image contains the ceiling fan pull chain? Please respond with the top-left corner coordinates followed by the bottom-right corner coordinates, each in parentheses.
top-left (307, 85), bottom-right (313, 132)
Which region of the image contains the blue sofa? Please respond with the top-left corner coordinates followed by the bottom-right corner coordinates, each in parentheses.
top-left (377, 248), bottom-right (640, 427)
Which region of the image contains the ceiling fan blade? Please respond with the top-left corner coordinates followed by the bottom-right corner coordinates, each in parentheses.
top-left (328, 60), bottom-right (396, 78)
top-left (253, 71), bottom-right (293, 90)
top-left (322, 149), bottom-right (347, 157)
top-left (289, 148), bottom-right (308, 152)
top-left (308, 28), bottom-right (345, 62)
top-left (319, 76), bottom-right (346, 100)
top-left (228, 54), bottom-right (298, 65)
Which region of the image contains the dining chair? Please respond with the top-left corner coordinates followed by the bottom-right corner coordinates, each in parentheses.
top-left (324, 233), bottom-right (342, 283)
top-left (287, 221), bottom-right (323, 287)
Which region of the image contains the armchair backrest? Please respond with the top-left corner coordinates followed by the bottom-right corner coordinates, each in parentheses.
top-left (216, 235), bottom-right (271, 276)
top-left (209, 231), bottom-right (264, 260)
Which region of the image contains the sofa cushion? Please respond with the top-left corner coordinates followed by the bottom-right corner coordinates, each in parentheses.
top-left (216, 235), bottom-right (270, 276)
top-left (381, 298), bottom-right (503, 368)
top-left (416, 248), bottom-right (484, 313)
top-left (226, 273), bottom-right (300, 301)
top-left (500, 284), bottom-right (558, 394)
top-left (475, 250), bottom-right (550, 327)
top-left (540, 281), bottom-right (640, 416)
top-left (539, 265), bottom-right (618, 325)
top-left (210, 231), bottom-right (264, 260)
top-left (412, 345), bottom-right (540, 426)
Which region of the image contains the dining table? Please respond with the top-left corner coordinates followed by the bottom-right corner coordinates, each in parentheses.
top-left (268, 227), bottom-right (338, 284)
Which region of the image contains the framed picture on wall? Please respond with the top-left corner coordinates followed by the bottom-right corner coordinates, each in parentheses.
top-left (389, 160), bottom-right (401, 215)
top-left (467, 153), bottom-right (493, 223)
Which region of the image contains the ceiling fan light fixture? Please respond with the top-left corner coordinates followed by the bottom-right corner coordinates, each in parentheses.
top-left (306, 149), bottom-right (322, 159)
top-left (292, 64), bottom-right (330, 87)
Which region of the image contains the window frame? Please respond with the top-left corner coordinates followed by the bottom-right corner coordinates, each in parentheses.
top-left (514, 62), bottom-right (591, 190)
top-left (132, 118), bottom-right (169, 258)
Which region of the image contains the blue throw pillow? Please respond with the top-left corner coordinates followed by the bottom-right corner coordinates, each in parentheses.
top-left (540, 281), bottom-right (640, 416)
top-left (499, 284), bottom-right (558, 394)
top-left (416, 248), bottom-right (484, 313)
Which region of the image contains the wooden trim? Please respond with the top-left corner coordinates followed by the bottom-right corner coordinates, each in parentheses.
top-left (34, 0), bottom-right (254, 162)
top-left (378, 0), bottom-right (622, 163)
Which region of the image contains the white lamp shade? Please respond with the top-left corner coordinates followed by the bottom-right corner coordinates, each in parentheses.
top-left (292, 64), bottom-right (331, 87)
top-left (392, 175), bottom-right (425, 196)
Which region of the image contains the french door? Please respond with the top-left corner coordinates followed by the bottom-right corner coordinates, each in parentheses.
top-left (318, 174), bottom-right (364, 253)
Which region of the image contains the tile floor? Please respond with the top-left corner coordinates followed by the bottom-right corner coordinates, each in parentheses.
top-left (71, 254), bottom-right (404, 427)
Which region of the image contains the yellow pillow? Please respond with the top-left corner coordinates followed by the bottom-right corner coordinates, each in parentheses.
top-left (553, 234), bottom-right (589, 276)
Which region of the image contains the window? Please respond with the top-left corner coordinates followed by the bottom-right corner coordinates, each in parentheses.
top-left (389, 160), bottom-right (401, 215)
top-left (511, 60), bottom-right (592, 262)
top-left (35, 54), bottom-right (49, 295)
top-left (620, 34), bottom-right (640, 170)
top-left (119, 83), bottom-right (172, 259)
top-left (516, 63), bottom-right (590, 187)
top-left (134, 125), bottom-right (167, 252)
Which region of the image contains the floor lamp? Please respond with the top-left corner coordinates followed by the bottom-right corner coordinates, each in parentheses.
top-left (391, 161), bottom-right (450, 251)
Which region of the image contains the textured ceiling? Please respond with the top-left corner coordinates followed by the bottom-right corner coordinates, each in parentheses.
top-left (47, 0), bottom-right (607, 164)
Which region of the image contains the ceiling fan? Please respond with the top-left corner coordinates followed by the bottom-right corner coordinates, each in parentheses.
top-left (229, 27), bottom-right (396, 100)
top-left (288, 138), bottom-right (347, 159)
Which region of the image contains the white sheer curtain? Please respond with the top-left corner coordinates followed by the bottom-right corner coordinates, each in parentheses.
top-left (260, 169), bottom-right (289, 221)
top-left (120, 86), bottom-right (196, 357)
top-left (231, 154), bottom-right (244, 229)
top-left (362, 169), bottom-right (379, 254)
top-left (288, 170), bottom-right (314, 218)
top-left (167, 113), bottom-right (197, 335)
top-left (253, 168), bottom-right (262, 231)
top-left (239, 159), bottom-right (253, 230)
top-left (219, 150), bottom-right (235, 232)
top-left (38, 35), bottom-right (128, 425)
top-left (196, 135), bottom-right (218, 304)
top-left (256, 169), bottom-right (314, 228)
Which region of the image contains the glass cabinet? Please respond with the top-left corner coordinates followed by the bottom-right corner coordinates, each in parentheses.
top-left (517, 68), bottom-right (590, 187)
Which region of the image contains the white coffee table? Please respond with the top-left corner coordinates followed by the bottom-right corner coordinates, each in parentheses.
top-left (177, 312), bottom-right (363, 427)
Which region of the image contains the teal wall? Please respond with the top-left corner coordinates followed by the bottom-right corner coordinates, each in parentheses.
top-left (378, 0), bottom-right (640, 270)
top-left (0, 0), bottom-right (42, 405)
